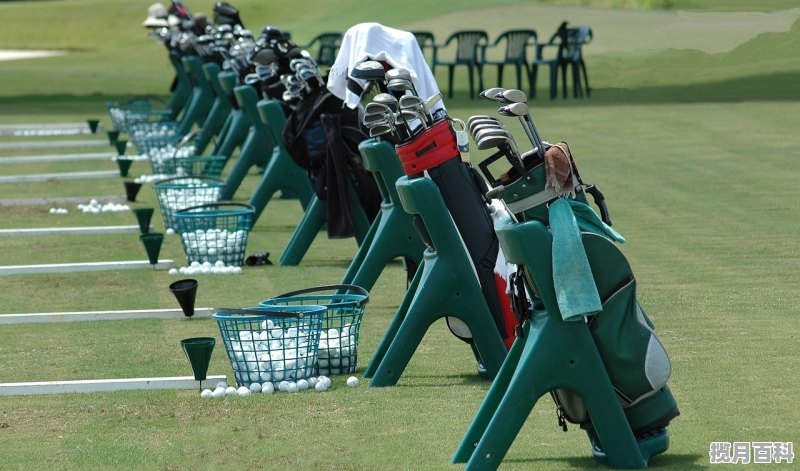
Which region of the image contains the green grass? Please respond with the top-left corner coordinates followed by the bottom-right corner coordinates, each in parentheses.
top-left (1, 1), bottom-right (799, 470)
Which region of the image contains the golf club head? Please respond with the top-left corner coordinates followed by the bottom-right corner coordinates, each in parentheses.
top-left (373, 93), bottom-right (399, 110)
top-left (467, 114), bottom-right (498, 127)
top-left (500, 89), bottom-right (528, 104)
top-left (399, 95), bottom-right (425, 109)
top-left (351, 60), bottom-right (386, 81)
top-left (479, 87), bottom-right (507, 101)
top-left (477, 134), bottom-right (518, 154)
top-left (469, 119), bottom-right (504, 133)
top-left (363, 113), bottom-right (389, 125)
top-left (386, 68), bottom-right (412, 81)
top-left (475, 128), bottom-right (515, 143)
top-left (470, 123), bottom-right (508, 138)
top-left (369, 124), bottom-right (394, 137)
top-left (365, 102), bottom-right (392, 115)
top-left (387, 78), bottom-right (415, 93)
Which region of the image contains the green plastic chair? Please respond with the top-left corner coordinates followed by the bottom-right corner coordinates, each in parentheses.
top-left (410, 31), bottom-right (436, 68)
top-left (219, 84), bottom-right (274, 200)
top-left (452, 218), bottom-right (670, 469)
top-left (432, 30), bottom-right (489, 99)
top-left (177, 56), bottom-right (215, 136)
top-left (340, 139), bottom-right (425, 292)
top-left (367, 176), bottom-right (508, 387)
top-left (480, 30), bottom-right (537, 95)
top-left (301, 32), bottom-right (343, 67)
top-left (247, 99), bottom-right (313, 223)
top-left (532, 25), bottom-right (593, 99)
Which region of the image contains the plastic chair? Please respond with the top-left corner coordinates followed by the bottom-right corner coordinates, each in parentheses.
top-left (410, 31), bottom-right (436, 68)
top-left (301, 32), bottom-right (343, 67)
top-left (432, 30), bottom-right (489, 99)
top-left (480, 29), bottom-right (537, 95)
top-left (532, 25), bottom-right (593, 99)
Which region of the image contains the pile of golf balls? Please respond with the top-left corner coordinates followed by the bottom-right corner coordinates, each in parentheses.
top-left (317, 325), bottom-right (359, 375)
top-left (135, 173), bottom-right (171, 183)
top-left (179, 228), bottom-right (248, 266)
top-left (157, 185), bottom-right (221, 229)
top-left (169, 261), bottom-right (242, 276)
top-left (48, 207), bottom-right (69, 215)
top-left (226, 319), bottom-right (323, 386)
top-left (77, 199), bottom-right (130, 213)
top-left (200, 377), bottom-right (334, 398)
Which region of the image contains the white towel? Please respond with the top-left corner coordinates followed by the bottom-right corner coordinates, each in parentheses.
top-left (326, 22), bottom-right (443, 111)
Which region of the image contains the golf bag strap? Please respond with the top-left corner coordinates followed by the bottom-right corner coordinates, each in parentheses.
top-left (395, 119), bottom-right (459, 175)
top-left (506, 187), bottom-right (560, 214)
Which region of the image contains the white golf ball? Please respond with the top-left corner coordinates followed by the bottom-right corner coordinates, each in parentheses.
top-left (318, 376), bottom-right (332, 388)
top-left (225, 386), bottom-right (237, 396)
top-left (278, 381), bottom-right (289, 392)
top-left (307, 377), bottom-right (317, 388)
top-left (297, 379), bottom-right (309, 391)
top-left (261, 382), bottom-right (274, 394)
top-left (168, 268), bottom-right (178, 275)
top-left (249, 382), bottom-right (262, 393)
top-left (314, 381), bottom-right (327, 392)
top-left (200, 389), bottom-right (213, 399)
top-left (346, 376), bottom-right (359, 388)
top-left (237, 386), bottom-right (251, 397)
top-left (166, 228), bottom-right (175, 235)
top-left (211, 387), bottom-right (226, 398)
top-left (216, 381), bottom-right (228, 389)
top-left (286, 382), bottom-right (299, 394)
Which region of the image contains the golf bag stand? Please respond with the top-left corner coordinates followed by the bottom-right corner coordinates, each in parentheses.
top-left (455, 146), bottom-right (678, 468)
top-left (340, 138), bottom-right (426, 293)
top-left (246, 99), bottom-right (314, 224)
top-left (167, 51), bottom-right (192, 120)
top-left (194, 62), bottom-right (232, 154)
top-left (220, 84), bottom-right (275, 200)
top-left (210, 71), bottom-right (250, 165)
top-left (367, 176), bottom-right (508, 387)
top-left (177, 56), bottom-right (215, 136)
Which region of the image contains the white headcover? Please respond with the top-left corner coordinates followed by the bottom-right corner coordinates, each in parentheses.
top-left (327, 22), bottom-right (442, 110)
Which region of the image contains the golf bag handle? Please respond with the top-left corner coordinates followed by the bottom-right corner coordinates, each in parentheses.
top-left (274, 284), bottom-right (370, 308)
top-left (584, 184), bottom-right (612, 226)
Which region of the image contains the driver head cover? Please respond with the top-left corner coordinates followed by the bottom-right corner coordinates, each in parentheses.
top-left (143, 3), bottom-right (169, 28)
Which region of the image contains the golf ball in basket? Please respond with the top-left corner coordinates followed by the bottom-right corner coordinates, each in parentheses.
top-left (200, 389), bottom-right (213, 399)
top-left (249, 382), bottom-right (262, 393)
top-left (346, 376), bottom-right (360, 388)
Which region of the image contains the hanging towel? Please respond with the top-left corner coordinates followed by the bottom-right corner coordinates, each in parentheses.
top-left (326, 22), bottom-right (442, 113)
top-left (567, 199), bottom-right (625, 243)
top-left (550, 198), bottom-right (602, 321)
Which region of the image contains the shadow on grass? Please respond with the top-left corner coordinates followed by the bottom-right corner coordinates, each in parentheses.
top-left (390, 372), bottom-right (490, 387)
top-left (504, 452), bottom-right (704, 469)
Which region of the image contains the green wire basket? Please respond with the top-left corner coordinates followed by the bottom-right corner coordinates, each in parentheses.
top-left (154, 177), bottom-right (225, 231)
top-left (174, 202), bottom-right (254, 266)
top-left (214, 305), bottom-right (327, 387)
top-left (260, 284), bottom-right (369, 375)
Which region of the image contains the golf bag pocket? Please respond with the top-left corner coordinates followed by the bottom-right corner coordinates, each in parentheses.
top-left (303, 121), bottom-right (328, 162)
top-left (590, 278), bottom-right (672, 406)
top-left (396, 119), bottom-right (459, 176)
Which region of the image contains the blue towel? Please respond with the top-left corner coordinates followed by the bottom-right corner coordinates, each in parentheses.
top-left (567, 199), bottom-right (625, 243)
top-left (550, 198), bottom-right (602, 321)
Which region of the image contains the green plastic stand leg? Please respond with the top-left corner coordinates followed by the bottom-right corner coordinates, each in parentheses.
top-left (211, 72), bottom-right (250, 163)
top-left (279, 195), bottom-right (326, 266)
top-left (166, 52), bottom-right (192, 121)
top-left (457, 219), bottom-right (652, 470)
top-left (177, 56), bottom-right (215, 137)
top-left (340, 139), bottom-right (425, 291)
top-left (368, 177), bottom-right (508, 387)
top-left (362, 258), bottom-right (424, 379)
top-left (219, 86), bottom-right (276, 200)
top-left (193, 62), bottom-right (231, 154)
top-left (248, 99), bottom-right (313, 223)
top-left (279, 181), bottom-right (371, 266)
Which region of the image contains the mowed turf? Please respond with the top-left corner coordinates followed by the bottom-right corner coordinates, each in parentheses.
top-left (1, 1), bottom-right (799, 470)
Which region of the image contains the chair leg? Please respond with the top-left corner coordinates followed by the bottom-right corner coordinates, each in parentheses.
top-left (580, 59), bottom-right (591, 97)
top-left (467, 65), bottom-right (475, 99)
top-left (496, 64), bottom-right (504, 88)
top-left (477, 64), bottom-right (485, 95)
top-left (448, 65), bottom-right (455, 99)
top-left (560, 62), bottom-right (568, 99)
top-left (572, 62), bottom-right (582, 98)
top-left (529, 64), bottom-right (538, 100)
top-left (514, 63), bottom-right (522, 92)
top-left (548, 64), bottom-right (558, 100)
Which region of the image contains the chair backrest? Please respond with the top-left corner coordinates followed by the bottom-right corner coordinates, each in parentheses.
top-left (303, 32), bottom-right (343, 66)
top-left (547, 26), bottom-right (592, 62)
top-left (444, 30), bottom-right (489, 63)
top-left (494, 29), bottom-right (537, 62)
top-left (411, 31), bottom-right (436, 50)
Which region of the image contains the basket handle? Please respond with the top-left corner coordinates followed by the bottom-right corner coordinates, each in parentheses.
top-left (176, 201), bottom-right (255, 213)
top-left (275, 284), bottom-right (369, 308)
top-left (214, 307), bottom-right (312, 318)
